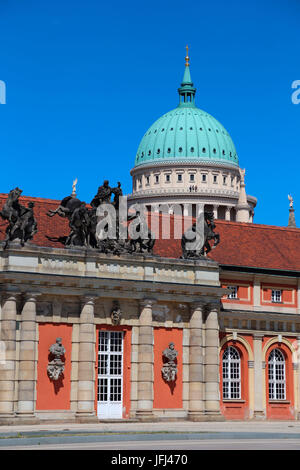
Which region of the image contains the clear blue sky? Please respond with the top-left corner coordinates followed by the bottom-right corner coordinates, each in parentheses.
top-left (0, 0), bottom-right (299, 227)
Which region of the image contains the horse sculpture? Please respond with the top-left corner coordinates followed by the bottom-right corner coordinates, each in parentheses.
top-left (47, 196), bottom-right (91, 247)
top-left (0, 187), bottom-right (22, 222)
top-left (0, 188), bottom-right (38, 248)
top-left (46, 195), bottom-right (82, 219)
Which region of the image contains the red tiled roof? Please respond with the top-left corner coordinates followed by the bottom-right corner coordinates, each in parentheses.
top-left (0, 194), bottom-right (299, 272)
top-left (153, 216), bottom-right (300, 272)
top-left (207, 220), bottom-right (300, 272)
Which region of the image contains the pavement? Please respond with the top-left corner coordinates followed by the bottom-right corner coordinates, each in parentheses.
top-left (0, 419), bottom-right (300, 434)
top-left (1, 421), bottom-right (300, 451)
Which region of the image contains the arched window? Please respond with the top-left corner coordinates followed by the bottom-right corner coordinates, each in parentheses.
top-left (268, 349), bottom-right (286, 400)
top-left (222, 346), bottom-right (241, 399)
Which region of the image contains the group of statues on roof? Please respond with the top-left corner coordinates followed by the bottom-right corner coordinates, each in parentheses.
top-left (45, 180), bottom-right (155, 255)
top-left (0, 183), bottom-right (221, 259)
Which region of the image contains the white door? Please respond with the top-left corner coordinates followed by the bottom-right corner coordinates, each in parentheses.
top-left (97, 331), bottom-right (123, 419)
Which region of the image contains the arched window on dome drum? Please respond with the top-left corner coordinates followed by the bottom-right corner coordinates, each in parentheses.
top-left (222, 346), bottom-right (241, 399)
top-left (268, 349), bottom-right (286, 400)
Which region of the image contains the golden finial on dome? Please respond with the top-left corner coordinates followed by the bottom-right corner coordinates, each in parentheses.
top-left (185, 45), bottom-right (190, 66)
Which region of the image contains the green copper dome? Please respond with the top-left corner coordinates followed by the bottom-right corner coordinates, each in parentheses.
top-left (134, 58), bottom-right (238, 168)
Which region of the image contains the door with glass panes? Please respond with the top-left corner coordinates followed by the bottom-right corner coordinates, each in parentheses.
top-left (97, 331), bottom-right (123, 419)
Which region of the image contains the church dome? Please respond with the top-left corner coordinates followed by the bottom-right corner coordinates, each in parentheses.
top-left (134, 54), bottom-right (238, 169)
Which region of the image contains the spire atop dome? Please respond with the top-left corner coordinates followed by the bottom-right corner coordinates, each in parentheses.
top-left (178, 46), bottom-right (196, 107)
top-left (185, 45), bottom-right (189, 66)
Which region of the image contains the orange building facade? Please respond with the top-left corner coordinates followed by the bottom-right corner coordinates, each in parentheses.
top-left (0, 198), bottom-right (300, 424)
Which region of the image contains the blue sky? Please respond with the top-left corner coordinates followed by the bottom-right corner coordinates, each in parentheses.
top-left (0, 0), bottom-right (299, 227)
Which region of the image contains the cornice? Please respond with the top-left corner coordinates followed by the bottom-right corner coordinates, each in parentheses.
top-left (130, 160), bottom-right (240, 174)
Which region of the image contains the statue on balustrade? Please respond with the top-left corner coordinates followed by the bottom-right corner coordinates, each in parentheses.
top-left (181, 211), bottom-right (220, 259)
top-left (0, 187), bottom-right (38, 248)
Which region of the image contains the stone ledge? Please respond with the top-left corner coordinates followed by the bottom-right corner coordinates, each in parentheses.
top-left (153, 408), bottom-right (187, 419)
top-left (36, 410), bottom-right (76, 421)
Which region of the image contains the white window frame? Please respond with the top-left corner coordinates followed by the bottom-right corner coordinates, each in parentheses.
top-left (268, 349), bottom-right (286, 401)
top-left (271, 289), bottom-right (282, 303)
top-left (97, 331), bottom-right (124, 419)
top-left (222, 346), bottom-right (241, 400)
top-left (227, 286), bottom-right (238, 299)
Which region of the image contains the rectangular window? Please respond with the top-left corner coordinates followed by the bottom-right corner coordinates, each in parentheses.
top-left (213, 175), bottom-right (217, 183)
top-left (98, 354), bottom-right (108, 375)
top-left (98, 331), bottom-right (123, 402)
top-left (190, 174), bottom-right (195, 182)
top-left (271, 289), bottom-right (282, 303)
top-left (155, 175), bottom-right (159, 184)
top-left (165, 174), bottom-right (170, 182)
top-left (223, 176), bottom-right (227, 185)
top-left (98, 378), bottom-right (108, 402)
top-left (177, 174), bottom-right (182, 182)
top-left (202, 174), bottom-right (207, 183)
top-left (227, 286), bottom-right (238, 299)
top-left (110, 378), bottom-right (122, 402)
top-left (146, 176), bottom-right (150, 185)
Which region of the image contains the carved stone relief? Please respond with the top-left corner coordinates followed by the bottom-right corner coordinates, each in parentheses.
top-left (61, 303), bottom-right (80, 318)
top-left (111, 301), bottom-right (122, 325)
top-left (152, 305), bottom-right (170, 322)
top-left (36, 302), bottom-right (53, 317)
